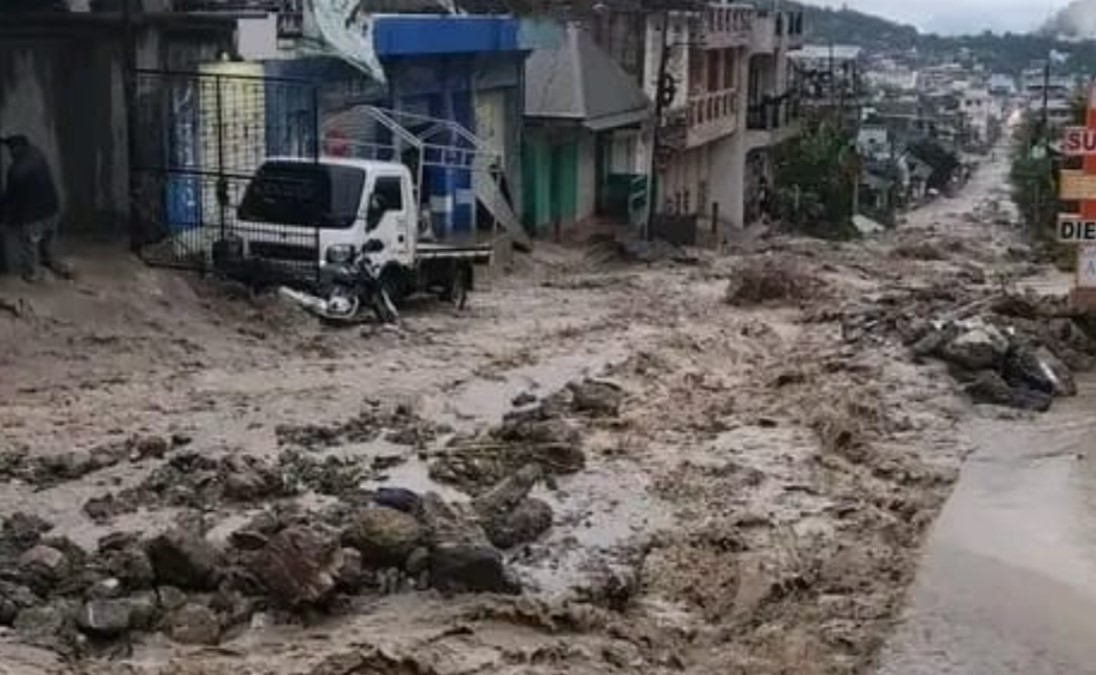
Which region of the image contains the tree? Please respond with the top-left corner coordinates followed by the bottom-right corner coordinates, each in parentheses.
top-left (773, 120), bottom-right (860, 240)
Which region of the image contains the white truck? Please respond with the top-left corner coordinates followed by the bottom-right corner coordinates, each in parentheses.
top-left (213, 156), bottom-right (495, 310)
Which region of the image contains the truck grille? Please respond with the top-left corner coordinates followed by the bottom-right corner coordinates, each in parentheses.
top-left (249, 241), bottom-right (317, 263)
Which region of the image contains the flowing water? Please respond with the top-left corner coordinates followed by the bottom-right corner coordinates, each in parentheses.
top-left (876, 378), bottom-right (1096, 674)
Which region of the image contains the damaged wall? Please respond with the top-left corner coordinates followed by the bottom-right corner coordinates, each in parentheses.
top-left (0, 17), bottom-right (233, 245)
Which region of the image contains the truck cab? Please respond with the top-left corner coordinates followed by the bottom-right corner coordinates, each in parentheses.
top-left (222, 157), bottom-right (416, 280)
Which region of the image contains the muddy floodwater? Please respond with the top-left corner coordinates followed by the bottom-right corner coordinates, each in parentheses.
top-left (877, 377), bottom-right (1096, 675)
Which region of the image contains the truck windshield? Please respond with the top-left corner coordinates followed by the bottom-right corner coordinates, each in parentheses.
top-left (237, 162), bottom-right (365, 229)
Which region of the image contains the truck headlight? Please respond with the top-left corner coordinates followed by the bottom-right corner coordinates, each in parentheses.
top-left (325, 244), bottom-right (355, 264)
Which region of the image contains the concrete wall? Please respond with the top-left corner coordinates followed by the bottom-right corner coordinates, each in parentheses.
top-left (576, 131), bottom-right (596, 222)
top-left (0, 18), bottom-right (233, 242)
top-left (0, 34), bottom-right (127, 237)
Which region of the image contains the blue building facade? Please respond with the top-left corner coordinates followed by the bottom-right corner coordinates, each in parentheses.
top-left (258, 15), bottom-right (533, 237)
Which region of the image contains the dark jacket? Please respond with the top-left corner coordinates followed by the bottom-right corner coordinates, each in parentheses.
top-left (2, 145), bottom-right (60, 226)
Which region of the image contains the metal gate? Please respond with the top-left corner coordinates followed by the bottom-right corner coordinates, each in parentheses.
top-left (131, 68), bottom-right (324, 279)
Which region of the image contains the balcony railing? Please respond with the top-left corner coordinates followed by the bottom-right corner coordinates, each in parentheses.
top-left (747, 94), bottom-right (800, 131)
top-left (660, 89), bottom-right (738, 149)
top-left (702, 4), bottom-right (755, 48)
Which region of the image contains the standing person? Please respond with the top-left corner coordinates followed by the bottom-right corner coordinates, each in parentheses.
top-left (1, 135), bottom-right (68, 282)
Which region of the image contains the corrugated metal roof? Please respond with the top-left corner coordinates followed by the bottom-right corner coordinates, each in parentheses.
top-left (524, 25), bottom-right (650, 128)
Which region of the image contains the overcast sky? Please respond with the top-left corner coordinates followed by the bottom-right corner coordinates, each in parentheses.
top-left (799, 0), bottom-right (1073, 35)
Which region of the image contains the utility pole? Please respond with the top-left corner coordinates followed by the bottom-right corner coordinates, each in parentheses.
top-left (644, 10), bottom-right (671, 241)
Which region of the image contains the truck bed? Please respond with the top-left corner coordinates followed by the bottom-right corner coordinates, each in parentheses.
top-left (415, 241), bottom-right (493, 263)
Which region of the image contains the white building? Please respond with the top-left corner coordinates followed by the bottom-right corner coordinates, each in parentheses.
top-left (632, 3), bottom-right (803, 241)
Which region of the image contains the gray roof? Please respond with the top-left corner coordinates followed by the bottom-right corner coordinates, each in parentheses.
top-left (525, 25), bottom-right (650, 130)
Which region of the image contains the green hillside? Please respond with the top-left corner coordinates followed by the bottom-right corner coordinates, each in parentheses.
top-left (789, 1), bottom-right (1096, 76)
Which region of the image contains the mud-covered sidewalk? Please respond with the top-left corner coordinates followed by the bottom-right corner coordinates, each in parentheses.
top-left (0, 153), bottom-right (1084, 675)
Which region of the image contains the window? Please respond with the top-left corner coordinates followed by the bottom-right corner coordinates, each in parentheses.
top-left (723, 49), bottom-right (736, 89)
top-left (372, 176), bottom-right (404, 212)
top-left (238, 161), bottom-right (365, 229)
top-left (707, 50), bottom-right (720, 92)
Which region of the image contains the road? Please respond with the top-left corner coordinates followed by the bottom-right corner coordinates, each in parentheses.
top-left (876, 152), bottom-right (1096, 675)
top-left (876, 381), bottom-right (1096, 675)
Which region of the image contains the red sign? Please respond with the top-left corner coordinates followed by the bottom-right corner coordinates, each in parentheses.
top-left (1063, 126), bottom-right (1096, 156)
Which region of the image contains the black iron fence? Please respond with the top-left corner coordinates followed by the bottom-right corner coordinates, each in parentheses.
top-left (131, 69), bottom-right (324, 279)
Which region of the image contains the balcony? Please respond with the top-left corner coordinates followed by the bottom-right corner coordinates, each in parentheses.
top-left (746, 95), bottom-right (801, 149)
top-left (751, 10), bottom-right (805, 53)
top-left (687, 89), bottom-right (739, 147)
top-left (701, 4), bottom-right (755, 49)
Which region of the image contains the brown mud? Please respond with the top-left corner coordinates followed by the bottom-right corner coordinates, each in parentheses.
top-left (0, 154), bottom-right (1081, 675)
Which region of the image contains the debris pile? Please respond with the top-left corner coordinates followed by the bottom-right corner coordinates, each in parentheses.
top-left (427, 379), bottom-right (623, 492)
top-left (724, 255), bottom-right (828, 306)
top-left (1, 471), bottom-right (553, 654)
top-left (841, 285), bottom-right (1096, 412)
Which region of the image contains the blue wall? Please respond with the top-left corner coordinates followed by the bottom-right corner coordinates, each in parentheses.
top-left (372, 16), bottom-right (520, 57)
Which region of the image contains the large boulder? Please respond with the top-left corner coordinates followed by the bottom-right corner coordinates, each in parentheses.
top-left (472, 464), bottom-right (553, 549)
top-left (342, 506), bottom-right (425, 569)
top-left (1035, 346), bottom-right (1077, 397)
top-left (483, 498), bottom-right (553, 550)
top-left (568, 379), bottom-right (625, 417)
top-left (249, 525), bottom-right (342, 608)
top-left (965, 370), bottom-right (1054, 412)
top-left (939, 321), bottom-right (1009, 371)
top-left (420, 493), bottom-right (518, 594)
top-left (18, 545), bottom-right (69, 595)
top-left (76, 598), bottom-right (134, 638)
top-left (146, 529), bottom-right (224, 591)
top-left (472, 464), bottom-right (542, 520)
top-left (168, 603), bottom-right (221, 645)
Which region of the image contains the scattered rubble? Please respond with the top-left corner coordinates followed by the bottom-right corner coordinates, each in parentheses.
top-left (724, 255), bottom-right (827, 306)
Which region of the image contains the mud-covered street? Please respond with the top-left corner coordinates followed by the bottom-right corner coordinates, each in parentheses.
top-left (0, 151), bottom-right (1089, 675)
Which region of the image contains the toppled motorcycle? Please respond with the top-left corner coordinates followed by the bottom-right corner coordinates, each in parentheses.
top-left (279, 241), bottom-right (399, 325)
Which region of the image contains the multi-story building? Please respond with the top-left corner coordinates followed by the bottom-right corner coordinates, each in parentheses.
top-left (589, 1), bottom-right (804, 245)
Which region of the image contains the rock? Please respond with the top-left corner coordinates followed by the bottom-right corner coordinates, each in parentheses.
top-left (405, 547), bottom-right (430, 576)
top-left (147, 529), bottom-right (224, 591)
top-left (228, 529), bottom-right (270, 551)
top-left (333, 548), bottom-right (363, 590)
top-left (222, 470), bottom-right (272, 502)
top-left (2, 512), bottom-right (52, 551)
top-left (220, 455), bottom-right (277, 501)
top-left (1010, 387), bottom-right (1055, 413)
top-left (86, 578), bottom-right (123, 600)
top-left (1003, 343), bottom-right (1058, 395)
top-left (126, 592), bottom-right (159, 630)
top-left (76, 599), bottom-right (133, 637)
top-left (168, 603), bottom-right (221, 645)
top-left (171, 433), bottom-right (193, 447)
top-left (965, 371), bottom-right (1014, 406)
top-left (156, 586), bottom-right (188, 613)
top-left (568, 379), bottom-right (625, 417)
top-left (14, 600), bottom-right (77, 647)
top-left (19, 545), bottom-right (68, 592)
top-left (430, 542), bottom-right (518, 594)
top-left (102, 545), bottom-right (155, 591)
top-left (939, 322), bottom-right (1009, 371)
top-left (909, 322), bottom-right (958, 358)
top-left (0, 582), bottom-right (37, 626)
top-left (511, 391), bottom-right (537, 407)
top-left (250, 526), bottom-right (341, 608)
top-left (472, 464), bottom-right (542, 520)
top-left (372, 487), bottom-right (421, 515)
top-left (419, 493), bottom-right (518, 594)
top-left (482, 498), bottom-right (553, 549)
top-left (131, 435), bottom-right (170, 462)
top-left (342, 506), bottom-right (425, 569)
top-left (1035, 346), bottom-right (1077, 397)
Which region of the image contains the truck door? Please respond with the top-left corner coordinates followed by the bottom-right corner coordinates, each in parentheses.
top-left (366, 174), bottom-right (412, 264)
